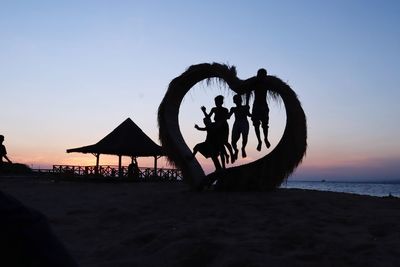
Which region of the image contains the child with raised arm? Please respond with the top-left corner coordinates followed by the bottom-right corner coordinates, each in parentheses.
top-left (229, 94), bottom-right (251, 160)
top-left (201, 95), bottom-right (235, 164)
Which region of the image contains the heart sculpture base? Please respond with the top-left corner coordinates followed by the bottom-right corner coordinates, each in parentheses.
top-left (158, 63), bottom-right (307, 191)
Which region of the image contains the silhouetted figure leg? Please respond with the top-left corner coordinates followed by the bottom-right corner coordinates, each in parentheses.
top-left (217, 122), bottom-right (234, 164)
top-left (0, 191), bottom-right (78, 267)
top-left (193, 147), bottom-right (199, 157)
top-left (218, 144), bottom-right (229, 165)
top-left (231, 129), bottom-right (240, 161)
top-left (190, 144), bottom-right (200, 160)
top-left (242, 127), bottom-right (249, 158)
top-left (191, 137), bottom-right (223, 171)
top-left (222, 146), bottom-right (229, 164)
top-left (220, 149), bottom-right (226, 169)
top-left (224, 142), bottom-right (234, 164)
top-left (253, 120), bottom-right (263, 151)
top-left (262, 121), bottom-right (271, 148)
top-left (211, 156), bottom-right (222, 170)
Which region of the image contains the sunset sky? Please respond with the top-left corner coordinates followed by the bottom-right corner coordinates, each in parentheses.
top-left (1, 1), bottom-right (399, 181)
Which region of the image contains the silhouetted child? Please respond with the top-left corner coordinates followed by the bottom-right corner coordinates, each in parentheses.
top-left (191, 117), bottom-right (223, 171)
top-left (245, 69), bottom-right (271, 151)
top-left (229, 94), bottom-right (251, 160)
top-left (0, 135), bottom-right (12, 164)
top-left (201, 95), bottom-right (234, 164)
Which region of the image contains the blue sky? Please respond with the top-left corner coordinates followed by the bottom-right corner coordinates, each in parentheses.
top-left (1, 1), bottom-right (399, 181)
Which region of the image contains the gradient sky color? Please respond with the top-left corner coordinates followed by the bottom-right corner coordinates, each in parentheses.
top-left (1, 1), bottom-right (399, 181)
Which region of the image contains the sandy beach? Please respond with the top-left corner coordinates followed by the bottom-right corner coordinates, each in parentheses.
top-left (1, 176), bottom-right (400, 267)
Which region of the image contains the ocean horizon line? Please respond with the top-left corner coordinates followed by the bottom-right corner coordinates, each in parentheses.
top-left (288, 178), bottom-right (400, 184)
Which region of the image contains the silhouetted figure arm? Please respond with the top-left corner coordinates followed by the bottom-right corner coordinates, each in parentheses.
top-left (235, 77), bottom-right (257, 104)
top-left (194, 124), bottom-right (207, 131)
top-left (228, 107), bottom-right (235, 119)
top-left (246, 105), bottom-right (252, 117)
top-left (200, 106), bottom-right (211, 118)
top-left (3, 155), bottom-right (12, 164)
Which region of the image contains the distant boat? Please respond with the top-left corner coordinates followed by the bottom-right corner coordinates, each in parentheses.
top-left (321, 179), bottom-right (326, 182)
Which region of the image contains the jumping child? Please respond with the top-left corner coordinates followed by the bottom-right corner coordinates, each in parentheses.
top-left (229, 94), bottom-right (251, 160)
top-left (191, 117), bottom-right (223, 171)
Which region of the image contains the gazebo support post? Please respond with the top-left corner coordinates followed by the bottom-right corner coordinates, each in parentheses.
top-left (154, 156), bottom-right (162, 177)
top-left (118, 155), bottom-right (122, 178)
top-left (154, 156), bottom-right (158, 177)
top-left (95, 153), bottom-right (100, 175)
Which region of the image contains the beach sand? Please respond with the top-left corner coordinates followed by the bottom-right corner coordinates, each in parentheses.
top-left (1, 176), bottom-right (400, 267)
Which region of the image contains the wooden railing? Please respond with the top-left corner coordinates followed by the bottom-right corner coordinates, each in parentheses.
top-left (49, 165), bottom-right (182, 181)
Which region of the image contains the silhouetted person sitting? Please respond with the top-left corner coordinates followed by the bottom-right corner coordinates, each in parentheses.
top-left (229, 94), bottom-right (251, 160)
top-left (191, 117), bottom-right (223, 171)
top-left (0, 135), bottom-right (12, 164)
top-left (201, 95), bottom-right (235, 164)
top-left (244, 68), bottom-right (271, 151)
top-left (128, 158), bottom-right (140, 180)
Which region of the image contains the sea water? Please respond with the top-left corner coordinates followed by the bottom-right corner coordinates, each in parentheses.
top-left (281, 181), bottom-right (400, 197)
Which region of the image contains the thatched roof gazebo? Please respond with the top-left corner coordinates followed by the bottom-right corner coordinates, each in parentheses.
top-left (67, 118), bottom-right (164, 177)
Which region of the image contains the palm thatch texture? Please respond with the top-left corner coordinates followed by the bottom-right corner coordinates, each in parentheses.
top-left (158, 63), bottom-right (307, 191)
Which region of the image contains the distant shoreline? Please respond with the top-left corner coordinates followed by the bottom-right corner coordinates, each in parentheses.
top-left (288, 179), bottom-right (400, 184)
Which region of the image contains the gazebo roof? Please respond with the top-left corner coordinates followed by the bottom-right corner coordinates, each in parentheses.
top-left (67, 118), bottom-right (164, 157)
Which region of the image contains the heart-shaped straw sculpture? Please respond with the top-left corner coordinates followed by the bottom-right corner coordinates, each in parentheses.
top-left (158, 63), bottom-right (307, 191)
